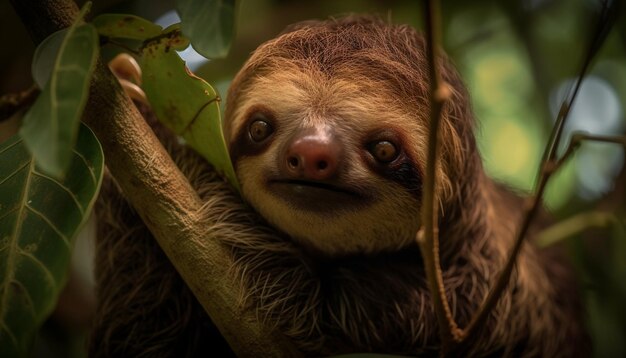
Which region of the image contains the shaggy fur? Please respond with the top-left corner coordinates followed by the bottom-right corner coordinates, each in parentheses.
top-left (89, 107), bottom-right (233, 358)
top-left (91, 16), bottom-right (588, 357)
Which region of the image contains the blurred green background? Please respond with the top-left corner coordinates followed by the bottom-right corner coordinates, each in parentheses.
top-left (1, 0), bottom-right (625, 357)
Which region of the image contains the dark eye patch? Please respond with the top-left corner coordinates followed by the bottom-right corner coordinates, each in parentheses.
top-left (362, 129), bottom-right (422, 198)
top-left (229, 106), bottom-right (277, 165)
top-left (386, 160), bottom-right (422, 195)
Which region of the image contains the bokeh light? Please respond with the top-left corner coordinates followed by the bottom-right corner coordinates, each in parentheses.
top-left (459, 22), bottom-right (544, 193)
top-left (549, 75), bottom-right (624, 201)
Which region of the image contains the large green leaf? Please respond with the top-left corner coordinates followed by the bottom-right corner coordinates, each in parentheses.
top-left (176, 0), bottom-right (236, 58)
top-left (0, 123), bottom-right (104, 357)
top-left (21, 20), bottom-right (98, 179)
top-left (140, 37), bottom-right (239, 191)
top-left (92, 13), bottom-right (162, 41)
top-left (31, 29), bottom-right (67, 89)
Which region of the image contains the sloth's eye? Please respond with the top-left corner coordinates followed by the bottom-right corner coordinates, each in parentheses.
top-left (248, 116), bottom-right (273, 142)
top-left (369, 140), bottom-right (398, 163)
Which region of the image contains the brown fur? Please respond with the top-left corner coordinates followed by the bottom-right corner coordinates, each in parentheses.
top-left (89, 105), bottom-right (234, 358)
top-left (91, 16), bottom-right (588, 357)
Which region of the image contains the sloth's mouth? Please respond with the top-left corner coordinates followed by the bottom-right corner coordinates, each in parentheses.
top-left (267, 179), bottom-right (369, 212)
top-left (274, 179), bottom-right (359, 195)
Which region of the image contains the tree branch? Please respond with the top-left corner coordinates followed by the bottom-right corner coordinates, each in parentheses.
top-left (459, 2), bottom-right (619, 348)
top-left (415, 0), bottom-right (461, 351)
top-left (9, 0), bottom-right (300, 356)
top-left (552, 133), bottom-right (626, 172)
top-left (459, 132), bottom-right (626, 349)
top-left (0, 85), bottom-right (39, 122)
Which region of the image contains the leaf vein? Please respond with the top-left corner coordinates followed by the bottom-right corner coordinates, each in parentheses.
top-left (0, 161), bottom-right (30, 186)
top-left (58, 64), bottom-right (88, 75)
top-left (0, 321), bottom-right (18, 346)
top-left (25, 204), bottom-right (71, 250)
top-left (0, 206), bottom-right (19, 223)
top-left (72, 149), bottom-right (96, 185)
top-left (0, 137), bottom-right (23, 156)
top-left (0, 160), bottom-right (35, 325)
top-left (10, 280), bottom-right (37, 320)
top-left (32, 171), bottom-right (85, 216)
top-left (18, 249), bottom-right (57, 290)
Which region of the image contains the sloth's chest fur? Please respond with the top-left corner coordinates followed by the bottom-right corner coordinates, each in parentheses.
top-left (194, 159), bottom-right (583, 357)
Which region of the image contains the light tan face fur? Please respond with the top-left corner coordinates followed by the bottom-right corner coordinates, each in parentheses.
top-left (226, 64), bottom-right (429, 256)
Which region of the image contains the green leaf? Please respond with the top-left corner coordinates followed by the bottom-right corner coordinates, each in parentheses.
top-left (161, 23), bottom-right (191, 51)
top-left (176, 0), bottom-right (236, 58)
top-left (31, 29), bottom-right (67, 89)
top-left (21, 23), bottom-right (99, 179)
top-left (92, 14), bottom-right (162, 41)
top-left (140, 39), bottom-right (239, 191)
top-left (0, 123), bottom-right (104, 357)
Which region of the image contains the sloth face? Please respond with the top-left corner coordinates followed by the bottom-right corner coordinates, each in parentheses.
top-left (226, 65), bottom-right (427, 255)
top-left (223, 17), bottom-right (470, 255)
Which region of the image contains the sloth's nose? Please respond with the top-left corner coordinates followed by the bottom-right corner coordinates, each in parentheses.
top-left (284, 128), bottom-right (341, 181)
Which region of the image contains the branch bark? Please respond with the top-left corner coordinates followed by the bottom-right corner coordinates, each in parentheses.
top-left (9, 0), bottom-right (300, 356)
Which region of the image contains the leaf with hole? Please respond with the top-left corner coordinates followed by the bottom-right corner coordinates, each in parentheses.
top-left (21, 22), bottom-right (98, 179)
top-left (140, 38), bottom-right (239, 191)
top-left (0, 123), bottom-right (104, 357)
top-left (92, 13), bottom-right (162, 41)
top-left (176, 0), bottom-right (236, 58)
top-left (161, 23), bottom-right (191, 51)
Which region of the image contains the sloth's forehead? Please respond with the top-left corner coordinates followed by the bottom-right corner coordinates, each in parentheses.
top-left (230, 66), bottom-right (418, 136)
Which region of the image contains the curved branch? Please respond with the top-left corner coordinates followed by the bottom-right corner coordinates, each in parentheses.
top-left (416, 0), bottom-right (462, 351)
top-left (9, 0), bottom-right (300, 356)
top-left (459, 2), bottom-right (619, 350)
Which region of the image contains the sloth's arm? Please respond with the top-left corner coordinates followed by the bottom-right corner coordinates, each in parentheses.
top-left (90, 104), bottom-right (235, 357)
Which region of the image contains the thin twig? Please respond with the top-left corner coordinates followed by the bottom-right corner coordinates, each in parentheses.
top-left (0, 85), bottom-right (40, 122)
top-left (459, 1), bottom-right (618, 345)
top-left (459, 134), bottom-right (626, 349)
top-left (552, 133), bottom-right (626, 172)
top-left (543, 0), bottom-right (616, 164)
top-left (415, 0), bottom-right (462, 351)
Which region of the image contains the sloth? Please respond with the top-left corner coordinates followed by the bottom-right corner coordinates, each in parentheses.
top-left (90, 16), bottom-right (588, 357)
